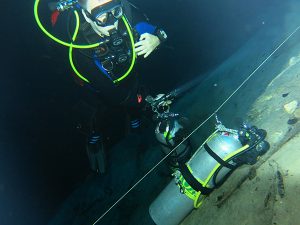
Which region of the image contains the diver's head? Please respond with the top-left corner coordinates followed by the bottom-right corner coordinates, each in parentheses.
top-left (81, 0), bottom-right (123, 36)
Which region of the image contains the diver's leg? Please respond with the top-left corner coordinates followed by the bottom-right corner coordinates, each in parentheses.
top-left (86, 133), bottom-right (106, 174)
top-left (126, 85), bottom-right (148, 134)
top-left (86, 101), bottom-right (109, 174)
top-left (129, 106), bottom-right (142, 133)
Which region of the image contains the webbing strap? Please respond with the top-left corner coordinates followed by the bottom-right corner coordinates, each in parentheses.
top-left (204, 143), bottom-right (236, 170)
top-left (179, 163), bottom-right (213, 195)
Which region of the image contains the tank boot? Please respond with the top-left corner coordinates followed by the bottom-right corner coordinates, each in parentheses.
top-left (86, 133), bottom-right (107, 174)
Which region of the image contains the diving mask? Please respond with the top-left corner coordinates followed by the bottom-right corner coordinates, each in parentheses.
top-left (86, 1), bottom-right (123, 26)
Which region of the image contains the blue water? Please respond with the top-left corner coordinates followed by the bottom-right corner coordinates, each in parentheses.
top-left (0, 0), bottom-right (291, 224)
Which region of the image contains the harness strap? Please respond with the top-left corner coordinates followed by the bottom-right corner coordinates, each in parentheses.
top-left (179, 163), bottom-right (213, 195)
top-left (204, 143), bottom-right (236, 170)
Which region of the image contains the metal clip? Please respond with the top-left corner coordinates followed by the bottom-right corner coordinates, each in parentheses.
top-left (173, 170), bottom-right (185, 194)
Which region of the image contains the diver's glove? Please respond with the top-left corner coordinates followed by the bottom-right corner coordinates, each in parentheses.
top-left (134, 33), bottom-right (160, 58)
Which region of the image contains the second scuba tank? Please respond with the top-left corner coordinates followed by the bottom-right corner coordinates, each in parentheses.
top-left (150, 120), bottom-right (269, 225)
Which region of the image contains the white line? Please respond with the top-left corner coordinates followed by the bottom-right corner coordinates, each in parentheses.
top-left (92, 24), bottom-right (300, 225)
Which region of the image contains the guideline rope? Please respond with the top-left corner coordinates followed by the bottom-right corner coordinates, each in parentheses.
top-left (92, 24), bottom-right (300, 225)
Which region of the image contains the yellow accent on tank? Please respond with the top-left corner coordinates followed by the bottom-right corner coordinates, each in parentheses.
top-left (177, 130), bottom-right (251, 209)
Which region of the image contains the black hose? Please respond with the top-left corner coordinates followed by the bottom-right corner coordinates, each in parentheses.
top-left (169, 75), bottom-right (206, 99)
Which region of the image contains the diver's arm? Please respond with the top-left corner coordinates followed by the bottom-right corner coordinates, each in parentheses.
top-left (122, 0), bottom-right (167, 57)
top-left (134, 33), bottom-right (160, 58)
top-left (133, 21), bottom-right (168, 58)
top-left (133, 25), bottom-right (167, 58)
top-left (154, 28), bottom-right (168, 45)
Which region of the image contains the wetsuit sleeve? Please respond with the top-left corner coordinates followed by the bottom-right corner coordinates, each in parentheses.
top-left (121, 0), bottom-right (168, 43)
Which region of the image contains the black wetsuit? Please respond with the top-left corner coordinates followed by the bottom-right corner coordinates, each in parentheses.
top-left (70, 0), bottom-right (167, 150)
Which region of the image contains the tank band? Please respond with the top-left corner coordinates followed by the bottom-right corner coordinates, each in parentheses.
top-left (179, 163), bottom-right (213, 195)
top-left (204, 143), bottom-right (236, 170)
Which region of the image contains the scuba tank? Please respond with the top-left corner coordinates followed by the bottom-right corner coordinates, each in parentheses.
top-left (149, 116), bottom-right (270, 225)
top-left (155, 117), bottom-right (192, 168)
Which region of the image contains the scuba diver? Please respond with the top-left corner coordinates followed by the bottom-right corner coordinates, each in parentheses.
top-left (34, 0), bottom-right (168, 174)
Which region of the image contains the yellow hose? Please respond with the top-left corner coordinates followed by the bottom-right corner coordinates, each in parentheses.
top-left (34, 0), bottom-right (99, 48)
top-left (68, 12), bottom-right (90, 83)
top-left (112, 16), bottom-right (136, 83)
top-left (34, 0), bottom-right (137, 83)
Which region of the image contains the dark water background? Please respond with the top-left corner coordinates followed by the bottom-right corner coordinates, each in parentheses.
top-left (0, 0), bottom-right (287, 224)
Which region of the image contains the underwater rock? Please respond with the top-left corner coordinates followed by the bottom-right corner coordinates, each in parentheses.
top-left (283, 100), bottom-right (298, 114)
top-left (276, 171), bottom-right (285, 198)
top-left (294, 108), bottom-right (300, 118)
top-left (287, 118), bottom-right (298, 125)
top-left (288, 56), bottom-right (299, 66)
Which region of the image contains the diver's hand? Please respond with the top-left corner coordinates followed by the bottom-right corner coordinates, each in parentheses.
top-left (134, 33), bottom-right (160, 58)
